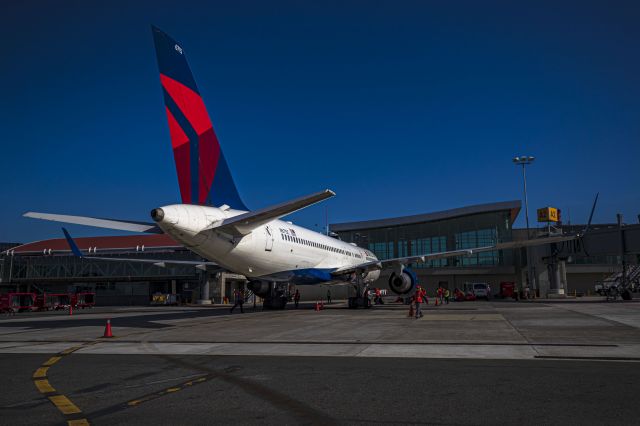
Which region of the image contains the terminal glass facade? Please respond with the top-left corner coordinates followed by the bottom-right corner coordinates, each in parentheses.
top-left (334, 210), bottom-right (514, 269)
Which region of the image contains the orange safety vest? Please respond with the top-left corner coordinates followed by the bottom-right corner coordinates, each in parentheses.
top-left (415, 290), bottom-right (423, 303)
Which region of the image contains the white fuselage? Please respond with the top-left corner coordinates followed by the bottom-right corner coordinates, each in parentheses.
top-left (154, 204), bottom-right (380, 285)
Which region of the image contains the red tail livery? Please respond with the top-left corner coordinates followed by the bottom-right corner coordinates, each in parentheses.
top-left (152, 26), bottom-right (247, 210)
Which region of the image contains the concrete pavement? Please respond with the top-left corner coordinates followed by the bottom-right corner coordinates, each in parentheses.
top-left (1, 299), bottom-right (639, 425)
top-left (1, 300), bottom-right (639, 359)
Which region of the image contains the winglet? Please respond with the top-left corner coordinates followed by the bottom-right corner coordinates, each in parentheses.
top-left (62, 228), bottom-right (83, 257)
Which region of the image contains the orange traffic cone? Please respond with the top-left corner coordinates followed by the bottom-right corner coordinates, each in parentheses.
top-left (103, 319), bottom-right (113, 338)
top-left (435, 298), bottom-right (439, 307)
top-left (314, 301), bottom-right (320, 311)
top-left (320, 301), bottom-right (324, 310)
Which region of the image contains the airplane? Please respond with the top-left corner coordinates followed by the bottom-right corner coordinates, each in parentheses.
top-left (22, 26), bottom-right (583, 309)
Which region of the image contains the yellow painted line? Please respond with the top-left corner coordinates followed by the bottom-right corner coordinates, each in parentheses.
top-left (126, 375), bottom-right (211, 407)
top-left (43, 356), bottom-right (62, 366)
top-left (49, 395), bottom-right (82, 415)
top-left (34, 379), bottom-right (56, 393)
top-left (60, 347), bottom-right (82, 355)
top-left (68, 419), bottom-right (90, 426)
top-left (33, 367), bottom-right (49, 378)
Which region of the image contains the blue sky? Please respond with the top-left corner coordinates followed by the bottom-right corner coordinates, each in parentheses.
top-left (1, 1), bottom-right (639, 242)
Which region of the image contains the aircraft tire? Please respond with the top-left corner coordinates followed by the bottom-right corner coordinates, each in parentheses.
top-left (263, 296), bottom-right (287, 310)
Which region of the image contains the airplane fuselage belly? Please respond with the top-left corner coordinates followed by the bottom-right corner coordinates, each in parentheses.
top-left (158, 205), bottom-right (379, 285)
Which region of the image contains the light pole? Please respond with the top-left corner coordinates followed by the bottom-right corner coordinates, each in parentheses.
top-left (513, 155), bottom-right (535, 294)
top-left (513, 156), bottom-right (535, 238)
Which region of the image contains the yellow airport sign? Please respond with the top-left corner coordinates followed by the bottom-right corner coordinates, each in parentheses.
top-left (537, 207), bottom-right (559, 222)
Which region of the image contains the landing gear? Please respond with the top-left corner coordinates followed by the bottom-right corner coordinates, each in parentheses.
top-left (348, 296), bottom-right (371, 309)
top-left (347, 272), bottom-right (372, 309)
top-left (264, 294), bottom-right (288, 309)
top-left (262, 282), bottom-right (289, 310)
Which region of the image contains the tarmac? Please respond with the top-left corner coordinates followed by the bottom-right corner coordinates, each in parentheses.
top-left (0, 298), bottom-right (639, 425)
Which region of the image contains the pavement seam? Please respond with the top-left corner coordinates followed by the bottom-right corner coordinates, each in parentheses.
top-left (551, 303), bottom-right (640, 329)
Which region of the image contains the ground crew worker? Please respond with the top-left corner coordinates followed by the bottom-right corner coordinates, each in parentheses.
top-left (444, 288), bottom-right (450, 304)
top-left (414, 286), bottom-right (424, 319)
top-left (327, 289), bottom-right (332, 304)
top-left (408, 294), bottom-right (415, 317)
top-left (437, 286), bottom-right (444, 305)
top-left (230, 288), bottom-right (244, 313)
top-left (374, 288), bottom-right (382, 304)
top-left (294, 289), bottom-right (301, 308)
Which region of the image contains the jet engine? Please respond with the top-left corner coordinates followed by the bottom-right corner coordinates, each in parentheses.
top-left (388, 270), bottom-right (417, 295)
top-left (247, 280), bottom-right (271, 297)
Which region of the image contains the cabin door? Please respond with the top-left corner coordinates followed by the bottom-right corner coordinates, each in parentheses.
top-left (265, 225), bottom-right (274, 251)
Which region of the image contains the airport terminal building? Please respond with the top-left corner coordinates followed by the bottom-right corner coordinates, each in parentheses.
top-left (330, 201), bottom-right (522, 292)
top-left (330, 201), bottom-right (639, 296)
top-left (1, 200), bottom-right (638, 305)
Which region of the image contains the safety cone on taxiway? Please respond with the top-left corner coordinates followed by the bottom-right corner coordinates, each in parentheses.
top-left (102, 318), bottom-right (114, 338)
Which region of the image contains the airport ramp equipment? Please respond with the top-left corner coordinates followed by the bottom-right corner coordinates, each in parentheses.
top-left (595, 265), bottom-right (640, 299)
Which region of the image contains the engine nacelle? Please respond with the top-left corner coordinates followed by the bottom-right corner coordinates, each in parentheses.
top-left (388, 270), bottom-right (417, 295)
top-left (247, 280), bottom-right (271, 297)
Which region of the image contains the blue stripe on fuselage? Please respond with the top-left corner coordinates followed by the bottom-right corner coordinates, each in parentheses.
top-left (259, 268), bottom-right (337, 285)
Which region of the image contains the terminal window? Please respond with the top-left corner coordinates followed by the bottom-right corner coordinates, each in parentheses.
top-left (411, 236), bottom-right (446, 268)
top-left (368, 242), bottom-right (394, 260)
top-left (455, 228), bottom-right (499, 266)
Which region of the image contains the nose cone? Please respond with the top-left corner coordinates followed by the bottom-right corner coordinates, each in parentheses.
top-left (150, 208), bottom-right (164, 222)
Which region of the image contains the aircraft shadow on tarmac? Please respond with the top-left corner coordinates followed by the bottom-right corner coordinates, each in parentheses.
top-left (0, 303), bottom-right (316, 330)
top-left (0, 301), bottom-right (495, 331)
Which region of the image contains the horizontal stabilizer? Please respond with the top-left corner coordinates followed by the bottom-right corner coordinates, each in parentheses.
top-left (24, 212), bottom-right (162, 234)
top-left (216, 189), bottom-right (335, 236)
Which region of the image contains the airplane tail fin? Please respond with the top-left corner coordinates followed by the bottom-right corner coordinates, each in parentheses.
top-left (151, 26), bottom-right (247, 210)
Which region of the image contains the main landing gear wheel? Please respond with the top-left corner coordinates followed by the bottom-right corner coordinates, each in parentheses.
top-left (263, 296), bottom-right (288, 310)
top-left (348, 296), bottom-right (371, 309)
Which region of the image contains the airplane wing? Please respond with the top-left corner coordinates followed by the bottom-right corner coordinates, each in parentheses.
top-left (214, 189), bottom-right (335, 237)
top-left (61, 228), bottom-right (217, 270)
top-left (24, 212), bottom-right (162, 234)
top-left (332, 234), bottom-right (578, 275)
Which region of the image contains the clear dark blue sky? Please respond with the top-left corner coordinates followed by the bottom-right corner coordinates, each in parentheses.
top-left (2, 1), bottom-right (639, 242)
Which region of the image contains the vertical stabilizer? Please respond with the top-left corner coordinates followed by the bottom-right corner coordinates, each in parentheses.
top-left (152, 26), bottom-right (247, 210)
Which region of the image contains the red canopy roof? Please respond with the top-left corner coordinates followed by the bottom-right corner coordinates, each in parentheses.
top-left (10, 234), bottom-right (181, 254)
